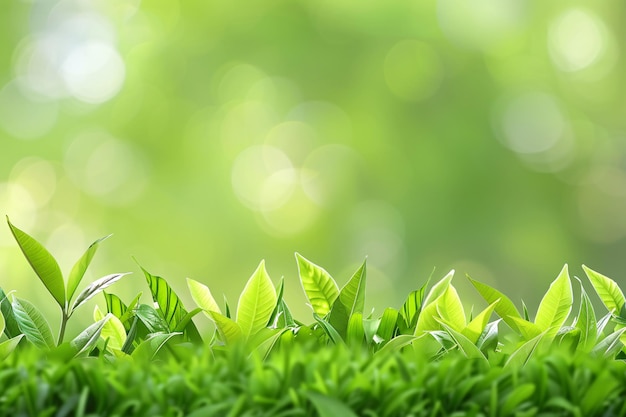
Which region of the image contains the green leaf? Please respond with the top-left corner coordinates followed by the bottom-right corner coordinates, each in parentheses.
top-left (476, 320), bottom-right (500, 353)
top-left (328, 259), bottom-right (367, 338)
top-left (70, 314), bottom-right (111, 357)
top-left (313, 313), bottom-right (345, 345)
top-left (398, 281), bottom-right (429, 334)
top-left (437, 320), bottom-right (487, 362)
top-left (591, 327), bottom-right (626, 359)
top-left (415, 295), bottom-right (443, 336)
top-left (94, 305), bottom-right (126, 351)
top-left (187, 278), bottom-right (222, 316)
top-left (574, 278), bottom-right (597, 350)
top-left (67, 234), bottom-right (111, 302)
top-left (71, 273), bottom-right (129, 313)
top-left (509, 317), bottom-right (542, 340)
top-left (236, 260), bottom-right (277, 339)
top-left (209, 311), bottom-right (242, 344)
top-left (0, 288), bottom-right (20, 338)
top-left (422, 269), bottom-right (454, 307)
top-left (462, 300), bottom-right (499, 343)
top-left (468, 275), bottom-right (523, 334)
top-left (374, 334), bottom-right (418, 357)
top-left (131, 332), bottom-right (181, 362)
top-left (534, 264), bottom-right (572, 336)
top-left (376, 308), bottom-right (399, 343)
top-left (346, 312), bottom-right (364, 346)
top-left (11, 297), bottom-right (55, 349)
top-left (7, 217), bottom-right (65, 308)
top-left (0, 310), bottom-right (4, 336)
top-left (0, 335), bottom-right (24, 361)
top-left (141, 266), bottom-right (190, 332)
top-left (135, 304), bottom-right (169, 334)
top-left (295, 253), bottom-right (339, 317)
top-left (583, 265), bottom-right (626, 315)
top-left (500, 384), bottom-right (535, 416)
top-left (435, 285), bottom-right (466, 331)
top-left (505, 332), bottom-right (546, 368)
top-left (307, 392), bottom-right (358, 417)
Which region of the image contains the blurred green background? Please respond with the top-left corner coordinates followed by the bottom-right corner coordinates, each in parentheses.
top-left (1, 0), bottom-right (625, 333)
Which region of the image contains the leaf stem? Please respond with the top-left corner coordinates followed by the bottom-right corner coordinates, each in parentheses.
top-left (58, 310), bottom-right (69, 345)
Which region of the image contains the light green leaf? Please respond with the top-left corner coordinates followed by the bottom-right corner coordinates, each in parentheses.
top-left (373, 334), bottom-right (418, 357)
top-left (135, 304), bottom-right (169, 334)
top-left (346, 312), bottom-right (364, 346)
top-left (328, 259), bottom-right (367, 338)
top-left (468, 275), bottom-right (523, 334)
top-left (500, 384), bottom-right (536, 416)
top-left (0, 310), bottom-right (4, 336)
top-left (462, 300), bottom-right (499, 343)
top-left (574, 278), bottom-right (597, 350)
top-left (398, 280), bottom-right (429, 334)
top-left (437, 319), bottom-right (487, 362)
top-left (422, 269), bottom-right (454, 307)
top-left (583, 265), bottom-right (626, 316)
top-left (70, 314), bottom-right (111, 357)
top-left (94, 306), bottom-right (126, 351)
top-left (415, 295), bottom-right (443, 336)
top-left (12, 297), bottom-right (55, 349)
top-left (435, 285), bottom-right (466, 331)
top-left (71, 273), bottom-right (129, 313)
top-left (132, 332), bottom-right (181, 362)
top-left (0, 288), bottom-right (20, 338)
top-left (295, 253), bottom-right (339, 316)
top-left (505, 332), bottom-right (547, 368)
top-left (0, 335), bottom-right (24, 361)
top-left (509, 316), bottom-right (542, 340)
top-left (236, 260), bottom-right (277, 339)
top-left (592, 327), bottom-right (626, 359)
top-left (67, 234), bottom-right (111, 302)
top-left (313, 313), bottom-right (345, 345)
top-left (534, 265), bottom-right (572, 336)
top-left (209, 311), bottom-right (242, 344)
top-left (7, 217), bottom-right (65, 308)
top-left (187, 278), bottom-right (222, 316)
top-left (307, 392), bottom-right (359, 417)
top-left (376, 307), bottom-right (399, 343)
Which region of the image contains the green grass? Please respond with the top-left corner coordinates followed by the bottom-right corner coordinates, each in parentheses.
top-left (3, 217), bottom-right (626, 415)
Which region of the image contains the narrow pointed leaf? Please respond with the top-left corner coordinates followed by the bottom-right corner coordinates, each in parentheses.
top-left (7, 217), bottom-right (65, 308)
top-left (209, 311), bottom-right (242, 344)
top-left (71, 273), bottom-right (129, 313)
top-left (437, 319), bottom-right (487, 361)
top-left (313, 313), bottom-right (345, 345)
top-left (141, 266), bottom-right (187, 331)
top-left (574, 278), bottom-right (597, 349)
top-left (534, 264), bottom-right (572, 336)
top-left (135, 304), bottom-right (169, 334)
top-left (295, 253), bottom-right (339, 316)
top-left (236, 260), bottom-right (277, 339)
top-left (132, 332), bottom-right (181, 362)
top-left (187, 278), bottom-right (222, 316)
top-left (422, 269), bottom-right (454, 307)
top-left (509, 316), bottom-right (542, 340)
top-left (476, 320), bottom-right (500, 353)
top-left (583, 265), bottom-right (626, 316)
top-left (462, 300), bottom-right (499, 343)
top-left (376, 307), bottom-right (399, 343)
top-left (398, 280), bottom-right (429, 333)
top-left (500, 384), bottom-right (536, 416)
top-left (505, 332), bottom-right (547, 368)
top-left (70, 314), bottom-right (111, 357)
top-left (468, 276), bottom-right (523, 333)
top-left (12, 297), bottom-right (55, 349)
top-left (0, 335), bottom-right (24, 361)
top-left (328, 259), bottom-right (367, 338)
top-left (374, 334), bottom-right (418, 357)
top-left (591, 327), bottom-right (626, 359)
top-left (67, 234), bottom-right (111, 302)
top-left (307, 392), bottom-right (359, 417)
top-left (346, 312), bottom-right (364, 346)
top-left (436, 285), bottom-right (466, 331)
top-left (0, 288), bottom-right (20, 338)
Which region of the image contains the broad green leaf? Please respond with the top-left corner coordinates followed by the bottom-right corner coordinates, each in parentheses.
top-left (70, 314), bottom-right (111, 357)
top-left (328, 260), bottom-right (367, 338)
top-left (591, 327), bottom-right (626, 359)
top-left (135, 304), bottom-right (169, 334)
top-left (313, 313), bottom-right (345, 345)
top-left (307, 392), bottom-right (359, 417)
top-left (509, 317), bottom-right (542, 340)
top-left (248, 328), bottom-right (286, 359)
top-left (94, 306), bottom-right (126, 351)
top-left (295, 253), bottom-right (339, 316)
top-left (7, 217), bottom-right (65, 308)
top-left (236, 260), bottom-right (277, 339)
top-left (422, 269), bottom-right (454, 307)
top-left (132, 332), bottom-right (181, 362)
top-left (505, 332), bottom-right (546, 368)
top-left (0, 288), bottom-right (20, 338)
top-left (71, 273), bottom-right (129, 313)
top-left (500, 384), bottom-right (536, 416)
top-left (583, 265), bottom-right (626, 315)
top-left (187, 278), bottom-right (221, 316)
top-left (574, 278), bottom-right (597, 349)
top-left (468, 276), bottom-right (523, 334)
top-left (534, 264), bottom-right (572, 336)
top-left (346, 312), bottom-right (364, 346)
top-left (376, 308), bottom-right (399, 343)
top-left (398, 280), bottom-right (429, 334)
top-left (462, 300), bottom-right (499, 343)
top-left (437, 320), bottom-right (487, 362)
top-left (0, 335), bottom-right (24, 361)
top-left (435, 285), bottom-right (466, 331)
top-left (104, 291), bottom-right (141, 331)
top-left (12, 297), bottom-right (55, 349)
top-left (374, 334), bottom-right (418, 357)
top-left (476, 320), bottom-right (500, 353)
top-left (141, 266), bottom-right (192, 333)
top-left (209, 311), bottom-right (242, 344)
top-left (67, 234), bottom-right (111, 302)
top-left (415, 295), bottom-right (443, 336)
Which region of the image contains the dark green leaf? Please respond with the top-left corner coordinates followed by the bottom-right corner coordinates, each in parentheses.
top-left (328, 259), bottom-right (367, 338)
top-left (12, 297), bottom-right (55, 349)
top-left (313, 313), bottom-right (344, 345)
top-left (0, 287), bottom-right (21, 338)
top-left (70, 314), bottom-right (111, 357)
top-left (67, 234), bottom-right (111, 302)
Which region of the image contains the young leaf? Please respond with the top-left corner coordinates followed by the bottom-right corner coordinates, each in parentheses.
top-left (583, 265), bottom-right (626, 316)
top-left (94, 306), bottom-right (126, 351)
top-left (7, 217), bottom-right (65, 308)
top-left (505, 332), bottom-right (546, 368)
top-left (398, 280), bottom-right (429, 333)
top-left (476, 320), bottom-right (500, 353)
top-left (135, 304), bottom-right (169, 334)
top-left (422, 269), bottom-right (454, 307)
top-left (71, 273), bottom-right (130, 313)
top-left (67, 234), bottom-right (111, 302)
top-left (70, 314), bottom-right (111, 357)
top-left (509, 317), bottom-right (542, 340)
top-left (209, 311), bottom-right (242, 344)
top-left (295, 253), bottom-right (339, 317)
top-left (236, 260), bottom-right (277, 339)
top-left (534, 264), bottom-right (572, 336)
top-left (346, 312), bottom-right (364, 346)
top-left (0, 335), bottom-right (24, 361)
top-left (574, 278), bottom-right (597, 349)
top-left (468, 275), bottom-right (523, 334)
top-left (313, 313), bottom-right (345, 345)
top-left (12, 297), bottom-right (55, 349)
top-left (437, 319), bottom-right (488, 362)
top-left (141, 266), bottom-right (187, 331)
top-left (376, 308), bottom-right (399, 343)
top-left (373, 334), bottom-right (418, 357)
top-left (591, 327), bottom-right (626, 359)
top-left (328, 259), bottom-right (367, 338)
top-left (187, 278), bottom-right (222, 316)
top-left (500, 384), bottom-right (536, 416)
top-left (0, 288), bottom-right (20, 338)
top-left (462, 300), bottom-right (499, 343)
top-left (435, 285), bottom-right (466, 331)
top-left (131, 332), bottom-right (181, 362)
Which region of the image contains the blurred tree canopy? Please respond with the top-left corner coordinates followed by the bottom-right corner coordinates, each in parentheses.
top-left (1, 0), bottom-right (625, 326)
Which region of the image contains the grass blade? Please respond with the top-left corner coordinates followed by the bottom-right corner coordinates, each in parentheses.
top-left (534, 264), bottom-right (572, 336)
top-left (67, 234), bottom-right (111, 302)
top-left (236, 260), bottom-right (277, 339)
top-left (7, 217), bottom-right (65, 308)
top-left (12, 297), bottom-right (55, 349)
top-left (295, 253), bottom-right (339, 317)
top-left (328, 259), bottom-right (367, 338)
